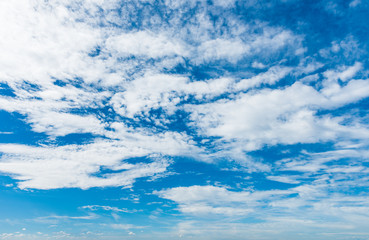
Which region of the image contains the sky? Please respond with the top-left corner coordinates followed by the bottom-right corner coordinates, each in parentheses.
top-left (0, 0), bottom-right (369, 239)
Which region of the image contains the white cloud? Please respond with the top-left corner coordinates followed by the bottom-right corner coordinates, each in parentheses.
top-left (0, 0), bottom-right (103, 84)
top-left (235, 66), bottom-right (292, 90)
top-left (35, 214), bottom-right (97, 222)
top-left (82, 205), bottom-right (134, 213)
top-left (110, 73), bottom-right (235, 118)
top-left (187, 68), bottom-right (369, 151)
top-left (178, 204), bottom-right (252, 216)
top-left (187, 84), bottom-right (324, 150)
top-left (170, 219), bottom-right (366, 240)
top-left (105, 31), bottom-right (187, 59)
top-left (266, 175), bottom-right (300, 184)
top-left (0, 132), bottom-right (13, 135)
top-left (193, 29), bottom-right (301, 64)
top-left (0, 94), bottom-right (108, 136)
top-left (349, 0), bottom-right (361, 7)
top-left (320, 37), bottom-right (362, 61)
top-left (251, 61), bottom-right (267, 69)
top-left (0, 0), bottom-right (368, 209)
top-left (110, 74), bottom-right (188, 118)
top-left (0, 229), bottom-right (114, 240)
top-left (196, 38), bottom-right (251, 63)
top-left (323, 62), bottom-right (362, 83)
top-left (212, 0), bottom-right (236, 8)
top-left (0, 131), bottom-right (200, 189)
top-left (156, 180), bottom-right (369, 239)
top-left (0, 1), bottom-right (367, 239)
top-left (157, 185), bottom-right (249, 203)
top-left (109, 223), bottom-right (145, 230)
top-left (155, 185), bottom-right (292, 216)
top-left (278, 148), bottom-right (369, 173)
top-left (28, 112), bottom-right (105, 136)
top-left (0, 0), bottom-right (306, 141)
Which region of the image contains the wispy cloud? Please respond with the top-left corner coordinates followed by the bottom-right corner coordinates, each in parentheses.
top-left (82, 205), bottom-right (137, 213)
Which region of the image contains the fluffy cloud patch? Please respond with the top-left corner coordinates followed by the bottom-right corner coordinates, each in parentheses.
top-left (0, 130), bottom-right (198, 189)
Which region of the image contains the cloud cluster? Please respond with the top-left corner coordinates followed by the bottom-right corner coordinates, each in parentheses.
top-left (0, 133), bottom-right (195, 189)
top-left (157, 177), bottom-right (369, 238)
top-left (0, 0), bottom-right (309, 189)
top-left (188, 63), bottom-right (369, 151)
top-left (0, 5), bottom-right (368, 231)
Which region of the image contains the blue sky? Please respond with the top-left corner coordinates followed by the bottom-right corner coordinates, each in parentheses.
top-left (1, 0), bottom-right (369, 239)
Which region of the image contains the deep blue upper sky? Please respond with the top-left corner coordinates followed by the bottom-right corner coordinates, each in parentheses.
top-left (0, 0), bottom-right (369, 239)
